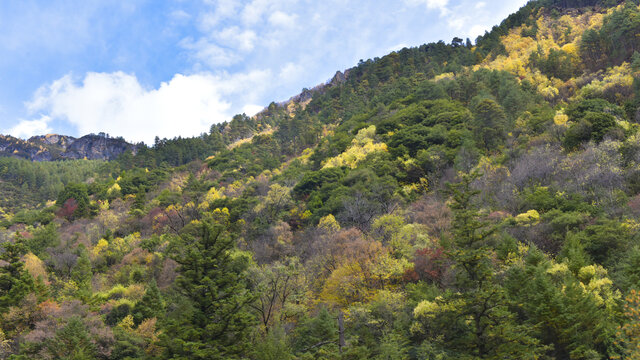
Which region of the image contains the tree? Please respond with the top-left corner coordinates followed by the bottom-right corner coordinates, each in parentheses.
top-left (16, 300), bottom-right (115, 359)
top-left (43, 316), bottom-right (98, 359)
top-left (412, 172), bottom-right (545, 358)
top-left (0, 240), bottom-right (34, 314)
top-left (161, 210), bottom-right (255, 359)
top-left (130, 189), bottom-right (146, 215)
top-left (472, 99), bottom-right (507, 151)
top-left (248, 258), bottom-right (305, 333)
top-left (71, 245), bottom-right (92, 301)
top-left (26, 223), bottom-right (59, 257)
top-left (506, 250), bottom-right (620, 359)
top-left (614, 289), bottom-right (640, 360)
top-left (132, 279), bottom-right (164, 325)
top-left (291, 308), bottom-right (339, 357)
top-left (56, 183), bottom-right (90, 219)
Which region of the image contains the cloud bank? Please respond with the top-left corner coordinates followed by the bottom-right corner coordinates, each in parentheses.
top-left (27, 71), bottom-right (270, 144)
top-left (6, 116), bottom-right (52, 139)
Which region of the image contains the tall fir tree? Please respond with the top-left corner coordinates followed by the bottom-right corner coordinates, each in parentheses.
top-left (133, 279), bottom-right (164, 325)
top-left (413, 172), bottom-right (545, 358)
top-left (161, 211), bottom-right (255, 359)
top-left (0, 240), bottom-right (34, 314)
top-left (71, 244), bottom-right (93, 301)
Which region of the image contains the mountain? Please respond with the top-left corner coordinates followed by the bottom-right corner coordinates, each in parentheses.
top-left (2, 0), bottom-right (640, 359)
top-left (0, 133), bottom-right (137, 161)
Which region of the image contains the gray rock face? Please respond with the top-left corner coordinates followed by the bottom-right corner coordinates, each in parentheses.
top-left (0, 133), bottom-right (136, 161)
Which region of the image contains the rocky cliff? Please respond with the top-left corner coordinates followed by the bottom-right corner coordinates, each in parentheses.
top-left (0, 133), bottom-right (136, 161)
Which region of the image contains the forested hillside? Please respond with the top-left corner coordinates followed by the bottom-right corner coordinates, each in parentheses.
top-left (3, 0), bottom-right (640, 358)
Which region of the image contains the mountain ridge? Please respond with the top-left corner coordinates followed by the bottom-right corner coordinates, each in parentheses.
top-left (0, 132), bottom-right (137, 161)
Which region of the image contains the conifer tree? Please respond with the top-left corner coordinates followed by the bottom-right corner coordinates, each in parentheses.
top-left (71, 244), bottom-right (92, 301)
top-left (413, 172), bottom-right (545, 358)
top-left (161, 212), bottom-right (255, 359)
top-left (0, 240), bottom-right (34, 313)
top-left (133, 279), bottom-right (164, 325)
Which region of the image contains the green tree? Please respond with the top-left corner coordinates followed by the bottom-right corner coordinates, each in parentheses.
top-left (56, 183), bottom-right (90, 219)
top-left (506, 248), bottom-right (620, 359)
top-left (472, 99), bottom-right (507, 151)
top-left (131, 189), bottom-right (146, 213)
top-left (133, 279), bottom-right (164, 325)
top-left (71, 245), bottom-right (92, 300)
top-left (161, 212), bottom-right (255, 359)
top-left (25, 223), bottom-right (60, 257)
top-left (291, 308), bottom-right (339, 357)
top-left (0, 240), bottom-right (34, 314)
top-left (412, 172), bottom-right (545, 358)
top-left (43, 316), bottom-right (97, 360)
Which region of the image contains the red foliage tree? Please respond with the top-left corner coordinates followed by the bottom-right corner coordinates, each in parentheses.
top-left (404, 246), bottom-right (447, 284)
top-left (56, 198), bottom-right (78, 220)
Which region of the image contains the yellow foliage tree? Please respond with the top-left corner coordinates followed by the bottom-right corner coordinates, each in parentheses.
top-left (323, 126), bottom-right (387, 169)
top-left (92, 238), bottom-right (109, 258)
top-left (613, 289), bottom-right (640, 360)
top-left (22, 252), bottom-right (48, 284)
top-left (554, 110), bottom-right (569, 126)
top-left (319, 241), bottom-right (410, 308)
top-left (318, 214), bottom-right (341, 233)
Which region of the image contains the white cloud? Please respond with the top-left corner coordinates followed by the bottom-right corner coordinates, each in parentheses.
top-left (269, 11), bottom-right (297, 28)
top-left (241, 0), bottom-right (269, 25)
top-left (404, 0), bottom-right (450, 15)
top-left (447, 16), bottom-right (467, 30)
top-left (216, 27), bottom-right (257, 52)
top-left (386, 43), bottom-right (410, 52)
top-left (6, 115), bottom-right (52, 139)
top-left (180, 37), bottom-right (240, 67)
top-left (242, 104), bottom-right (264, 116)
top-left (425, 0), bottom-right (449, 10)
top-left (27, 70), bottom-right (272, 144)
top-left (460, 0), bottom-right (529, 39)
top-left (468, 24), bottom-right (488, 39)
top-left (199, 0), bottom-right (241, 31)
top-left (279, 62), bottom-right (305, 83)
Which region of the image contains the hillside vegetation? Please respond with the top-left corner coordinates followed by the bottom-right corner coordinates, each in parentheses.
top-left (3, 0), bottom-right (640, 359)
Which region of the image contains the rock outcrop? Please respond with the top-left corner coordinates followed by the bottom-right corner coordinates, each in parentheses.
top-left (0, 133), bottom-right (136, 161)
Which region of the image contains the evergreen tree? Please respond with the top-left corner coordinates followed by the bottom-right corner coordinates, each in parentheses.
top-left (132, 189), bottom-right (146, 212)
top-left (71, 245), bottom-right (92, 301)
top-left (56, 183), bottom-right (90, 219)
top-left (44, 316), bottom-right (97, 359)
top-left (472, 99), bottom-right (508, 151)
top-left (161, 212), bottom-right (255, 359)
top-left (133, 279), bottom-right (164, 325)
top-left (413, 172), bottom-right (545, 358)
top-left (0, 240), bottom-right (34, 313)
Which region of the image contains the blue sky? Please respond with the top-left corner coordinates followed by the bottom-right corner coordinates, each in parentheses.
top-left (0, 0), bottom-right (528, 144)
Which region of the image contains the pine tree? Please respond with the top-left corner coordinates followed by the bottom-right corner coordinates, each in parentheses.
top-left (71, 244), bottom-right (92, 300)
top-left (133, 279), bottom-right (164, 325)
top-left (446, 171), bottom-right (496, 286)
top-left (132, 189), bottom-right (146, 211)
top-left (45, 316), bottom-right (97, 359)
top-left (0, 240), bottom-right (34, 313)
top-left (161, 213), bottom-right (255, 359)
top-left (413, 172), bottom-right (545, 358)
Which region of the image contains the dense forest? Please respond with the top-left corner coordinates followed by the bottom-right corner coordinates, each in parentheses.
top-left (3, 0), bottom-right (640, 358)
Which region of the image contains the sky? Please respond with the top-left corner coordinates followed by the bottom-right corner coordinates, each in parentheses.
top-left (0, 0), bottom-right (529, 145)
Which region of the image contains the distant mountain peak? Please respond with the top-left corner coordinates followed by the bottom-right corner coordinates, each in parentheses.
top-left (0, 133), bottom-right (136, 161)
